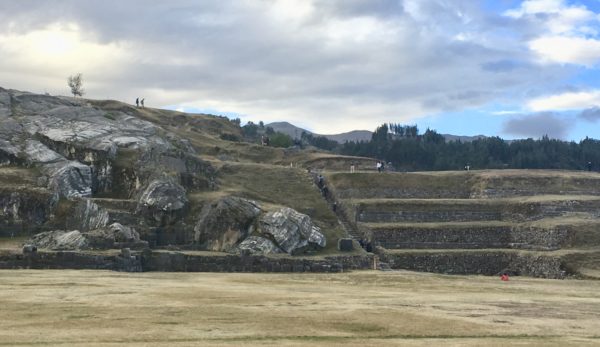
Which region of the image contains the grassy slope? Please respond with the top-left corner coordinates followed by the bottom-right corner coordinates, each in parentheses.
top-left (190, 162), bottom-right (345, 253)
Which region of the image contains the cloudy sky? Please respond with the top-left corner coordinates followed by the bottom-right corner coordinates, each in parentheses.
top-left (2, 0), bottom-right (600, 140)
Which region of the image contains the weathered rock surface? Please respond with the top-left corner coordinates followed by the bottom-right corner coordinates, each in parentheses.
top-left (194, 196), bottom-right (261, 252)
top-left (66, 199), bottom-right (109, 232)
top-left (28, 223), bottom-right (146, 250)
top-left (258, 207), bottom-right (326, 254)
top-left (235, 236), bottom-right (283, 255)
top-left (29, 230), bottom-right (88, 250)
top-left (137, 178), bottom-right (188, 226)
top-left (0, 88), bottom-right (215, 200)
top-left (0, 187), bottom-right (56, 236)
top-left (86, 223), bottom-right (146, 248)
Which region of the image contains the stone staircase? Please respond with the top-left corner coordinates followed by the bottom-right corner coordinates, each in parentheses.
top-left (325, 170), bottom-right (600, 278)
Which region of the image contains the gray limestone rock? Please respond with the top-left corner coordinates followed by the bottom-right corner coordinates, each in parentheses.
top-left (0, 89), bottom-right (10, 118)
top-left (194, 196), bottom-right (261, 252)
top-left (28, 223), bottom-right (144, 250)
top-left (258, 207), bottom-right (326, 254)
top-left (137, 178), bottom-right (188, 226)
top-left (86, 223), bottom-right (144, 248)
top-left (46, 160), bottom-right (93, 199)
top-left (29, 230), bottom-right (88, 250)
top-left (338, 238), bottom-right (354, 252)
top-left (235, 236), bottom-right (283, 255)
top-left (66, 199), bottom-right (110, 232)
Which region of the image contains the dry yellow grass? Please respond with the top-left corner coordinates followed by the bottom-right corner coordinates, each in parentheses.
top-left (0, 270), bottom-right (599, 346)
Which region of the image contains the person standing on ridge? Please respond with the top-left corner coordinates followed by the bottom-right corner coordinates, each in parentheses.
top-left (141, 98), bottom-right (145, 108)
top-left (135, 97), bottom-right (139, 108)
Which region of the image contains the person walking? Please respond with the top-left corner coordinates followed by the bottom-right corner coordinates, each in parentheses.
top-left (141, 98), bottom-right (145, 108)
top-left (135, 97), bottom-right (139, 108)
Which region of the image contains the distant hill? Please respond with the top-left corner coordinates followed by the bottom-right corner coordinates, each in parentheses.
top-left (267, 121), bottom-right (487, 143)
top-left (267, 122), bottom-right (373, 143)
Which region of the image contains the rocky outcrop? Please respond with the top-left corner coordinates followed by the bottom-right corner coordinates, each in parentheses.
top-left (0, 187), bottom-right (56, 237)
top-left (86, 223), bottom-right (146, 248)
top-left (194, 196), bottom-right (261, 252)
top-left (29, 230), bottom-right (88, 250)
top-left (28, 223), bottom-right (146, 250)
top-left (235, 236), bottom-right (283, 255)
top-left (258, 207), bottom-right (326, 254)
top-left (66, 199), bottom-right (109, 232)
top-left (137, 178), bottom-right (188, 226)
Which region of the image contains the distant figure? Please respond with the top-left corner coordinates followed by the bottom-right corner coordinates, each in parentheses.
top-left (381, 161), bottom-right (385, 172)
top-left (464, 164), bottom-right (470, 171)
top-left (500, 273), bottom-right (509, 281)
top-left (135, 97), bottom-right (139, 108)
top-left (332, 201), bottom-right (337, 212)
top-left (587, 161), bottom-right (592, 172)
top-left (376, 161), bottom-right (382, 173)
top-left (141, 98), bottom-right (145, 108)
top-left (350, 162), bottom-right (355, 173)
top-left (317, 174), bottom-right (324, 189)
top-left (321, 185), bottom-right (329, 199)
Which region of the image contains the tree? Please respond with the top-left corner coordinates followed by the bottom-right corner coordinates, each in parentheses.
top-left (67, 73), bottom-right (85, 97)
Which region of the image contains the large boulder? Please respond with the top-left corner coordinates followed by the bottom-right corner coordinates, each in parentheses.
top-left (258, 207), bottom-right (326, 254)
top-left (86, 223), bottom-right (146, 248)
top-left (28, 223), bottom-right (146, 250)
top-left (29, 230), bottom-right (88, 250)
top-left (194, 196), bottom-right (261, 252)
top-left (235, 236), bottom-right (283, 255)
top-left (137, 178), bottom-right (188, 226)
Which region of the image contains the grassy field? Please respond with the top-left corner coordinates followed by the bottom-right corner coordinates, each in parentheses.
top-left (0, 270), bottom-right (599, 346)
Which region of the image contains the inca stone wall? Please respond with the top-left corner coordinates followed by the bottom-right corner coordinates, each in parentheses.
top-left (0, 249), bottom-right (374, 273)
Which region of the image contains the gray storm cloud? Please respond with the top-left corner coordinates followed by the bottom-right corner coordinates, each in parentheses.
top-left (502, 112), bottom-right (574, 140)
top-left (0, 0), bottom-right (576, 133)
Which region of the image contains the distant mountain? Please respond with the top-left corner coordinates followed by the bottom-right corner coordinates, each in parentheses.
top-left (266, 122), bottom-right (372, 143)
top-left (267, 121), bottom-right (487, 143)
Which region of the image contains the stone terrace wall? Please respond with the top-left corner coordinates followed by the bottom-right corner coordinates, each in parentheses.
top-left (354, 199), bottom-right (600, 224)
top-left (378, 249), bottom-right (567, 279)
top-left (371, 225), bottom-right (571, 250)
top-left (0, 249), bottom-right (374, 273)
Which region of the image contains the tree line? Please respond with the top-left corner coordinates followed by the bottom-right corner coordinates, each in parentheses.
top-left (313, 123), bottom-right (600, 171)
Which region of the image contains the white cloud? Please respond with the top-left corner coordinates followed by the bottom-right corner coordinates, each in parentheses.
top-left (504, 0), bottom-right (564, 17)
top-left (529, 35), bottom-right (600, 66)
top-left (528, 91), bottom-right (600, 111)
top-left (505, 0), bottom-right (600, 66)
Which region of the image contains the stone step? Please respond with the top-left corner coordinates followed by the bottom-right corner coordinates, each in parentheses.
top-left (89, 198), bottom-right (138, 211)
